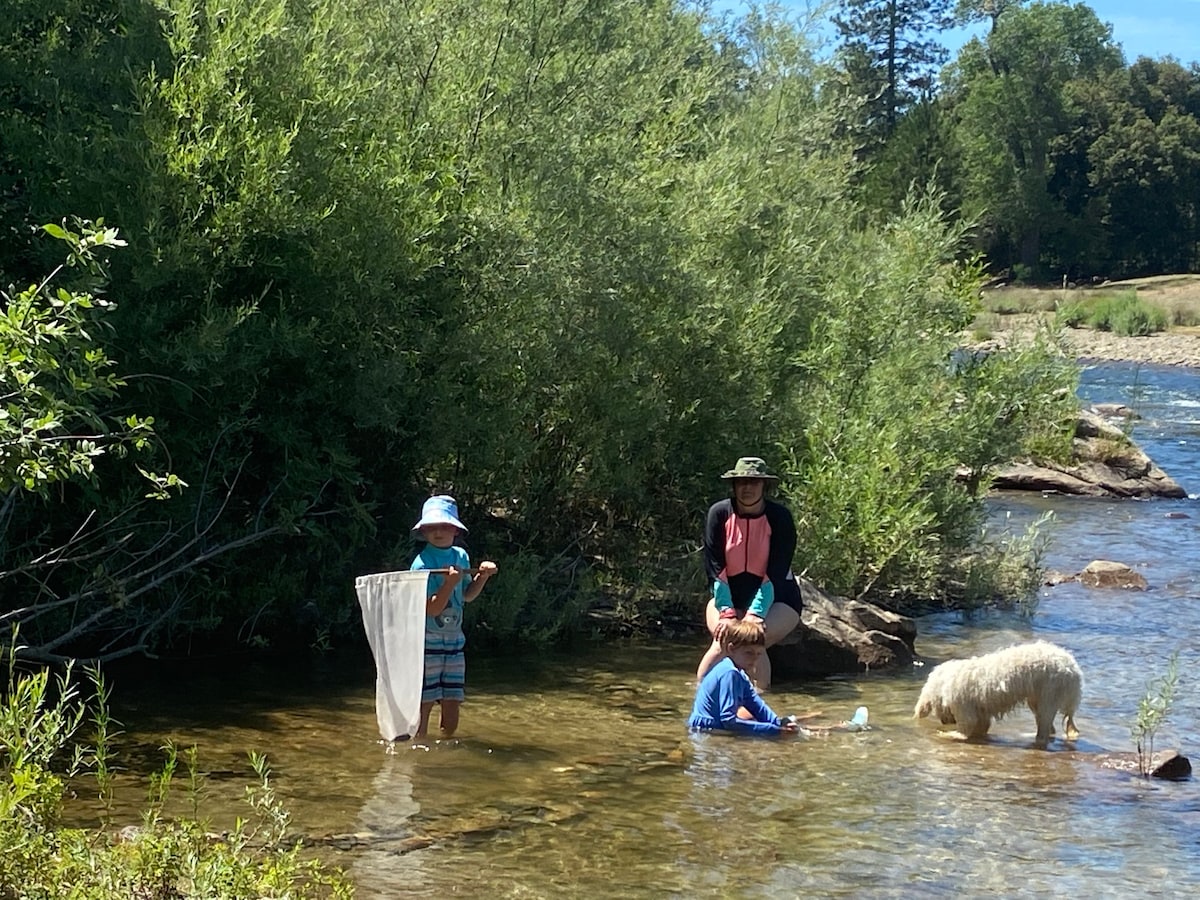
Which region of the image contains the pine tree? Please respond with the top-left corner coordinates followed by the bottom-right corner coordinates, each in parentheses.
top-left (834, 0), bottom-right (953, 139)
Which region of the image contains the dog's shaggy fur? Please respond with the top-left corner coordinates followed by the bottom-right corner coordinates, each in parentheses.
top-left (914, 641), bottom-right (1082, 742)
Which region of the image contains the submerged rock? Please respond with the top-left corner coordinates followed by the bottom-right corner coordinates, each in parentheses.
top-left (769, 578), bottom-right (916, 677)
top-left (1046, 560), bottom-right (1150, 590)
top-left (1079, 560), bottom-right (1149, 590)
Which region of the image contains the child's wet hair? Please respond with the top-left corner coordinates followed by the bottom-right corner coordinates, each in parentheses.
top-left (720, 619), bottom-right (765, 649)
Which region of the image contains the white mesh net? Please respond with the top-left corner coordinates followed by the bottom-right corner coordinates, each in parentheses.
top-left (356, 570), bottom-right (428, 741)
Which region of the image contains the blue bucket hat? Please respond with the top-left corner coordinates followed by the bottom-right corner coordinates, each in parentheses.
top-left (411, 495), bottom-right (468, 534)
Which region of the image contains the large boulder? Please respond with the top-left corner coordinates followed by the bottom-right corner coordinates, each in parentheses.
top-left (769, 578), bottom-right (916, 677)
top-left (987, 408), bottom-right (1186, 498)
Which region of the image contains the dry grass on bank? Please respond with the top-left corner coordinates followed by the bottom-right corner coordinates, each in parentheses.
top-left (978, 273), bottom-right (1200, 332)
top-left (966, 273), bottom-right (1200, 368)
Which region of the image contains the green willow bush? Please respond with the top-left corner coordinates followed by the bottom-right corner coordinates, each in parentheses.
top-left (1, 0), bottom-right (1080, 653)
top-left (1132, 651), bottom-right (1180, 778)
top-left (1057, 291), bottom-right (1168, 335)
top-left (776, 195), bottom-right (1078, 603)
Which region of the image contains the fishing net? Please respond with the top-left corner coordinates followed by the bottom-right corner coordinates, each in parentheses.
top-left (356, 570), bottom-right (428, 741)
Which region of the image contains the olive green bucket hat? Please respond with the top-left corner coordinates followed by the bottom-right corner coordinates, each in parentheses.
top-left (720, 456), bottom-right (779, 481)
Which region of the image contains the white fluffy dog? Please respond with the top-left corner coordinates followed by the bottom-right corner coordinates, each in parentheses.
top-left (914, 641), bottom-right (1082, 742)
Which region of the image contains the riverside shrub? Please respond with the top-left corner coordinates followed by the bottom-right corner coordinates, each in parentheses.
top-left (0, 1), bottom-right (1083, 647)
top-left (0, 655), bottom-right (351, 898)
top-left (1056, 290), bottom-right (1167, 335)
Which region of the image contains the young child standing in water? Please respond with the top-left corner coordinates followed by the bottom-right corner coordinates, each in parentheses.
top-left (410, 495), bottom-right (497, 739)
top-left (687, 620), bottom-right (800, 736)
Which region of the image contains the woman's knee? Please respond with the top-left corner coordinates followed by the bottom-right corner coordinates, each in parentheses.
top-left (763, 605), bottom-right (800, 646)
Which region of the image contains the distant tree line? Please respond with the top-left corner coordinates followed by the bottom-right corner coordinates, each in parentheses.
top-left (836, 0), bottom-right (1200, 281)
top-left (0, 0), bottom-right (1076, 661)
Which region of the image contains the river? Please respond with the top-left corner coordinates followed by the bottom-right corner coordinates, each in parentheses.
top-left (77, 361), bottom-right (1199, 898)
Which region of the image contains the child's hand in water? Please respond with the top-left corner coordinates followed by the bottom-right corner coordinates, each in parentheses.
top-left (782, 720), bottom-right (800, 733)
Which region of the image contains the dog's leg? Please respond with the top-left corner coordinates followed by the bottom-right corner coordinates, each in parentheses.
top-left (1032, 704), bottom-right (1059, 743)
top-left (958, 712), bottom-right (990, 740)
top-left (1063, 712), bottom-right (1080, 741)
top-left (1029, 697), bottom-right (1056, 738)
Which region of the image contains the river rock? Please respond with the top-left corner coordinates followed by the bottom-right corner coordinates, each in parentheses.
top-left (987, 409), bottom-right (1186, 498)
top-left (1079, 560), bottom-right (1149, 590)
top-left (1096, 749), bottom-right (1192, 780)
top-left (1043, 569), bottom-right (1078, 586)
top-left (1091, 402), bottom-right (1140, 420)
top-left (769, 578), bottom-right (916, 677)
top-left (1045, 560), bottom-right (1149, 590)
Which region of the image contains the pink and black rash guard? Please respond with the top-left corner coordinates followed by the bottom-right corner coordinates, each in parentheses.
top-left (703, 497), bottom-right (802, 615)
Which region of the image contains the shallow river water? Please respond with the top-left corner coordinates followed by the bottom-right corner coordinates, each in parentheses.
top-left (79, 362), bottom-right (1199, 898)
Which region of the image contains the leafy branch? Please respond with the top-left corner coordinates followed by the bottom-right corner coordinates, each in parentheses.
top-left (1132, 651), bottom-right (1179, 778)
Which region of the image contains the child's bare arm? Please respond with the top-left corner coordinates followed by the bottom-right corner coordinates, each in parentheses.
top-left (427, 566), bottom-right (464, 615)
top-left (463, 561), bottom-right (497, 602)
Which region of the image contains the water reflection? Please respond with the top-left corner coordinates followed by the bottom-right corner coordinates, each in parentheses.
top-left (345, 758), bottom-right (427, 886)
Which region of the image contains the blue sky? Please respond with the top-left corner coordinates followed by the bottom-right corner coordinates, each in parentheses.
top-left (1090, 0), bottom-right (1200, 64)
top-left (721, 1), bottom-right (1200, 65)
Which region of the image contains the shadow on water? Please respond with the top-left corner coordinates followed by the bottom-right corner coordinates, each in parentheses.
top-left (66, 363), bottom-right (1200, 897)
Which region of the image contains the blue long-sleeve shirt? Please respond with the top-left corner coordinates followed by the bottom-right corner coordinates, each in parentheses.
top-left (687, 657), bottom-right (786, 736)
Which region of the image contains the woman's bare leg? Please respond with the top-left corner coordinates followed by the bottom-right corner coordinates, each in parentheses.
top-left (756, 603), bottom-right (801, 690)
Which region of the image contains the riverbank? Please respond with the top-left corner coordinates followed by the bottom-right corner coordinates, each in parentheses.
top-left (971, 275), bottom-right (1200, 368)
top-left (969, 312), bottom-right (1200, 368)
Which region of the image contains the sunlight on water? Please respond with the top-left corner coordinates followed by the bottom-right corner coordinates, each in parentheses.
top-left (83, 629), bottom-right (1200, 898)
top-left (69, 363), bottom-right (1199, 897)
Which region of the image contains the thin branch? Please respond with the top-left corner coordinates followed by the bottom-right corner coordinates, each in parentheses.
top-left (36, 525), bottom-right (285, 655)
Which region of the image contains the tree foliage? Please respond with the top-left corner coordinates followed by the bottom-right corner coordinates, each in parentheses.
top-left (834, 0), bottom-right (953, 140)
top-left (1081, 58), bottom-right (1200, 276)
top-left (944, 1), bottom-right (1123, 278)
top-left (0, 0), bottom-right (1082, 656)
top-left (862, 1), bottom-right (1200, 280)
top-left (0, 221), bottom-right (155, 493)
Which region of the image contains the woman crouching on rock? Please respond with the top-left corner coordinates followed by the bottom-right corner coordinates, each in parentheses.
top-left (696, 456), bottom-right (803, 690)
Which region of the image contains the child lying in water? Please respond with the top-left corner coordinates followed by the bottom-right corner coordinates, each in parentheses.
top-left (687, 619), bottom-right (868, 736)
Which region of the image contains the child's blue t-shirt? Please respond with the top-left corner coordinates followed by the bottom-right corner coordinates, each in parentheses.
top-left (411, 544), bottom-right (471, 644)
